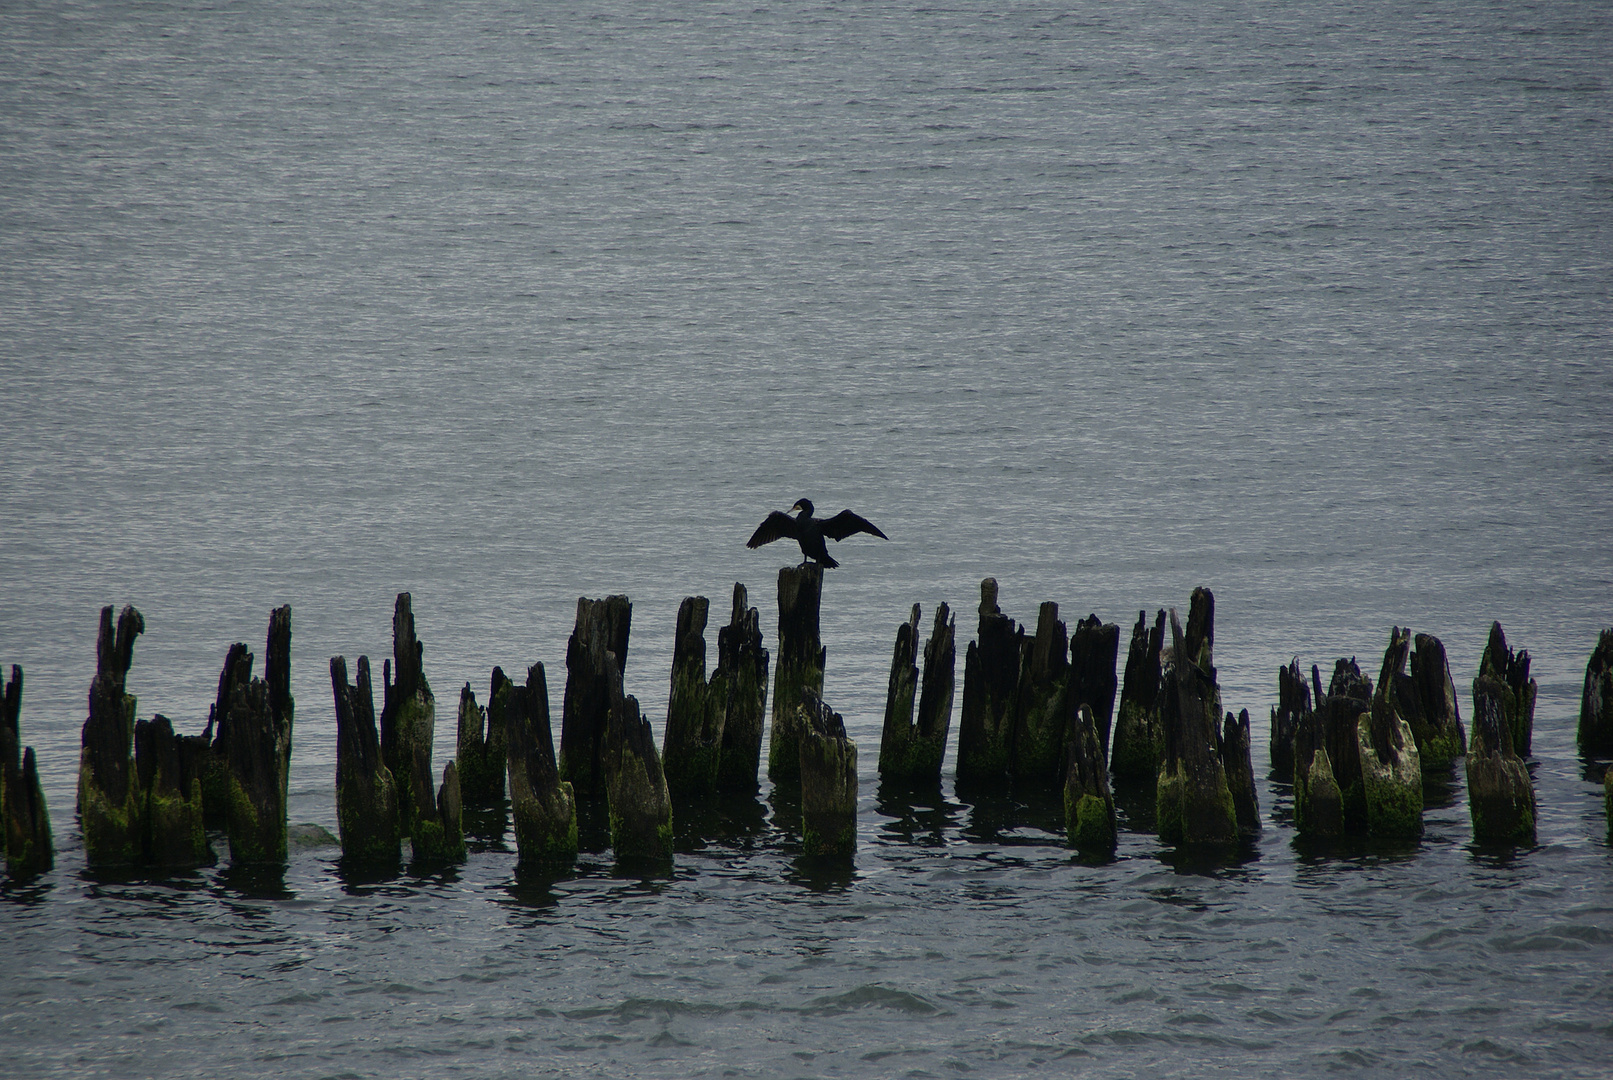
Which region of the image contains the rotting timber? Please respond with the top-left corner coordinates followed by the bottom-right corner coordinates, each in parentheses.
top-left (1580, 628), bottom-right (1613, 756)
top-left (78, 605), bottom-right (146, 866)
top-left (768, 565), bottom-right (825, 786)
top-left (799, 689), bottom-right (857, 859)
top-left (662, 595), bottom-right (724, 800)
top-left (1468, 672), bottom-right (1537, 845)
top-left (2, 665), bottom-right (52, 876)
top-left (878, 602), bottom-right (956, 784)
top-left (378, 593), bottom-right (463, 864)
top-left (713, 584), bottom-right (770, 795)
top-left (506, 663), bottom-right (577, 870)
top-left (331, 654), bottom-right (399, 864)
top-left (222, 605), bottom-right (296, 865)
top-left (1110, 609), bottom-right (1166, 786)
top-left (558, 595), bottom-right (632, 799)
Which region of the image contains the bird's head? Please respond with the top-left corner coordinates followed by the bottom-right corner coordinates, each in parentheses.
top-left (792, 498), bottom-right (814, 518)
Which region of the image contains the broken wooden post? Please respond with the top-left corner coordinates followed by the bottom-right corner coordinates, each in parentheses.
top-left (1063, 703), bottom-right (1116, 856)
top-left (558, 595), bottom-right (632, 797)
top-left (331, 655), bottom-right (400, 864)
top-left (799, 689), bottom-right (857, 859)
top-left (1357, 627), bottom-right (1423, 839)
top-left (1468, 673), bottom-right (1537, 844)
top-left (957, 579), bottom-right (1023, 785)
top-left (1110, 609), bottom-right (1166, 785)
top-left (1155, 593), bottom-right (1240, 848)
top-left (1293, 658), bottom-right (1372, 839)
top-left (1011, 601), bottom-right (1070, 785)
top-left (507, 663), bottom-right (577, 870)
top-left (2, 666), bottom-right (52, 876)
top-left (79, 605), bottom-right (145, 866)
top-left (1068, 615), bottom-right (1120, 758)
top-left (1404, 633), bottom-right (1466, 768)
top-left (135, 714), bottom-right (210, 868)
top-left (1479, 622), bottom-right (1536, 757)
top-left (223, 605), bottom-right (295, 864)
top-left (662, 596), bottom-right (724, 800)
top-left (878, 602), bottom-right (956, 784)
top-left (456, 673), bottom-right (507, 806)
top-left (714, 584), bottom-right (769, 795)
top-left (603, 670), bottom-right (673, 863)
top-left (768, 565), bottom-right (825, 785)
top-left (1268, 658), bottom-right (1311, 782)
top-left (1221, 708), bottom-right (1261, 838)
top-left (1577, 628), bottom-right (1613, 756)
top-left (198, 640), bottom-right (250, 829)
top-left (380, 592), bottom-right (436, 840)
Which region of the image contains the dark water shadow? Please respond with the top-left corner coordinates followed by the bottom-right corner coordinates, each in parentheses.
top-left (768, 783), bottom-right (803, 843)
top-left (1577, 756), bottom-right (1609, 784)
top-left (1156, 841), bottom-right (1262, 877)
top-left (1289, 833), bottom-right (1423, 868)
top-left (1111, 777), bottom-right (1158, 835)
top-left (501, 866), bottom-right (569, 912)
top-left (79, 862), bottom-right (213, 895)
top-left (610, 853), bottom-right (676, 883)
top-left (1421, 764), bottom-right (1461, 811)
top-left (215, 861), bottom-right (293, 900)
top-left (462, 798), bottom-right (511, 853)
top-left (671, 790), bottom-right (770, 854)
top-left (1265, 777), bottom-right (1296, 829)
top-left (404, 859), bottom-right (464, 887)
top-left (1466, 840), bottom-right (1544, 868)
top-left (0, 873), bottom-right (53, 905)
top-left (953, 779), bottom-right (1066, 845)
top-left (573, 794), bottom-right (612, 855)
top-left (787, 854), bottom-right (856, 893)
top-left (334, 855), bottom-right (403, 894)
top-left (874, 778), bottom-right (962, 847)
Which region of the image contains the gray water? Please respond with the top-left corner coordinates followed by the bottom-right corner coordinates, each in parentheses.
top-left (2, 0), bottom-right (1611, 1076)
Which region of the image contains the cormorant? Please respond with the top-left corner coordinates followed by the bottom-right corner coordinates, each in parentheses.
top-left (747, 499), bottom-right (888, 568)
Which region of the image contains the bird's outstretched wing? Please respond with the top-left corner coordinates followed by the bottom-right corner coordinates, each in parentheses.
top-left (747, 511), bottom-right (798, 548)
top-left (821, 510), bottom-right (888, 542)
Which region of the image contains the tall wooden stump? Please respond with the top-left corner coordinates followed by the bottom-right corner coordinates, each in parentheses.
top-left (1069, 615), bottom-right (1120, 758)
top-left (604, 674), bottom-right (673, 863)
top-left (1269, 658), bottom-right (1311, 782)
top-left (799, 689), bottom-right (857, 860)
top-left (380, 593), bottom-right (436, 842)
top-left (79, 605), bottom-right (146, 866)
top-left (714, 584), bottom-right (770, 794)
top-left (768, 565), bottom-right (825, 785)
top-left (199, 640), bottom-right (251, 829)
top-left (224, 606), bottom-right (295, 865)
top-left (1064, 703), bottom-right (1116, 856)
top-left (1011, 602), bottom-right (1070, 785)
top-left (1110, 609), bottom-right (1166, 785)
top-left (331, 655), bottom-right (400, 864)
top-left (456, 673), bottom-right (507, 806)
top-left (1468, 673), bottom-right (1537, 844)
top-left (1577, 628), bottom-right (1613, 756)
top-left (507, 663), bottom-right (577, 870)
top-left (957, 579), bottom-right (1023, 785)
top-left (3, 667), bottom-right (52, 876)
top-left (559, 595), bottom-right (632, 797)
top-left (1479, 622), bottom-right (1536, 757)
top-left (1156, 595), bottom-right (1240, 849)
top-left (1404, 633), bottom-right (1466, 767)
top-left (1357, 628), bottom-right (1423, 839)
top-left (1294, 658), bottom-right (1372, 839)
top-left (662, 596), bottom-right (725, 800)
top-left (135, 714), bottom-right (210, 868)
top-left (1220, 708), bottom-right (1261, 838)
top-left (879, 603), bottom-right (956, 783)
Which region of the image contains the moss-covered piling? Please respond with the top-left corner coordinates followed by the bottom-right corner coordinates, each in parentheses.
top-left (714, 584), bottom-right (770, 795)
top-left (662, 596), bottom-right (724, 800)
top-left (222, 606), bottom-right (295, 865)
top-left (1064, 703), bottom-right (1116, 856)
top-left (1577, 628), bottom-right (1613, 756)
top-left (1467, 673), bottom-right (1537, 845)
top-left (507, 663), bottom-right (577, 870)
top-left (1479, 622), bottom-right (1535, 758)
top-left (331, 654), bottom-right (400, 865)
top-left (604, 677), bottom-right (673, 863)
top-left (799, 689), bottom-right (857, 860)
top-left (2, 667), bottom-right (52, 876)
top-left (558, 595), bottom-right (632, 797)
top-left (956, 579), bottom-right (1024, 785)
top-left (78, 605), bottom-right (145, 867)
top-left (878, 602), bottom-right (956, 784)
top-left (1110, 609), bottom-right (1166, 786)
top-left (768, 565), bottom-right (825, 786)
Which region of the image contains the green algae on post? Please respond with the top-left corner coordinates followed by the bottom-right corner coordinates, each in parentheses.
top-left (78, 605), bottom-right (146, 867)
top-left (331, 654), bottom-right (400, 865)
top-left (799, 689), bottom-right (857, 860)
top-left (507, 663), bottom-right (577, 871)
top-left (558, 595), bottom-right (632, 798)
top-left (1110, 609), bottom-right (1166, 787)
top-left (661, 595), bottom-right (725, 801)
top-left (878, 602), bottom-right (955, 784)
top-left (713, 583), bottom-right (770, 796)
top-left (956, 579), bottom-right (1022, 786)
top-left (768, 564), bottom-right (825, 786)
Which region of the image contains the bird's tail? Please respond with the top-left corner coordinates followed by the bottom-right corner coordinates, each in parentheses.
top-left (818, 553), bottom-right (840, 569)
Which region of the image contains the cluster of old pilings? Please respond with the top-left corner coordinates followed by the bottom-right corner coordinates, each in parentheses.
top-left (4, 579), bottom-right (1612, 881)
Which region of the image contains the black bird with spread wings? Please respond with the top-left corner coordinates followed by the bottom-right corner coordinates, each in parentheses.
top-left (746, 498), bottom-right (888, 568)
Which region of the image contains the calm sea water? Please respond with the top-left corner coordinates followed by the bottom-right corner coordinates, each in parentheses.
top-left (2, 0), bottom-right (1611, 1076)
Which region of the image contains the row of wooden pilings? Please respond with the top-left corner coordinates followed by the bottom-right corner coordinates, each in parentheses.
top-left (4, 569), bottom-right (1613, 878)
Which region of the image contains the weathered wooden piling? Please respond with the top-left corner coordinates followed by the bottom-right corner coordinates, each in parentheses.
top-left (1468, 673), bottom-right (1537, 845)
top-left (1011, 602), bottom-right (1071, 785)
top-left (558, 595), bottom-right (632, 797)
top-left (455, 673), bottom-right (507, 806)
top-left (222, 605), bottom-right (295, 864)
top-left (1293, 657), bottom-right (1372, 839)
top-left (662, 596), bottom-right (724, 799)
top-left (603, 674), bottom-right (673, 862)
top-left (1155, 593), bottom-right (1241, 848)
top-left (799, 689), bottom-right (857, 859)
top-left (507, 663), bottom-right (577, 869)
top-left (1479, 622), bottom-right (1536, 757)
top-left (79, 605), bottom-right (146, 866)
top-left (135, 714), bottom-right (210, 868)
top-left (1068, 614), bottom-right (1120, 757)
top-left (714, 584), bottom-right (770, 794)
top-left (1268, 658), bottom-right (1311, 782)
top-left (878, 603), bottom-right (956, 784)
top-left (1221, 708), bottom-right (1261, 837)
top-left (768, 565), bottom-right (826, 785)
top-left (198, 640), bottom-right (250, 828)
top-left (1063, 703), bottom-right (1116, 856)
top-left (380, 593), bottom-right (436, 840)
top-left (1357, 628), bottom-right (1424, 839)
top-left (1404, 633), bottom-right (1466, 768)
top-left (957, 579), bottom-right (1024, 785)
top-left (1110, 609), bottom-right (1166, 785)
top-left (2, 666), bottom-right (53, 876)
top-left (331, 655), bottom-right (400, 864)
top-left (1577, 628), bottom-right (1613, 756)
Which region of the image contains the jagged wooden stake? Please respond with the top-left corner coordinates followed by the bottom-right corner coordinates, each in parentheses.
top-left (1156, 592), bottom-right (1239, 849)
top-left (714, 584), bottom-right (769, 795)
top-left (1011, 601), bottom-right (1070, 785)
top-left (507, 663), bottom-right (577, 870)
top-left (3, 667), bottom-right (53, 876)
top-left (1069, 615), bottom-right (1120, 758)
top-left (332, 655), bottom-right (400, 864)
top-left (224, 605), bottom-right (294, 865)
top-left (957, 579), bottom-right (1023, 785)
top-left (136, 714), bottom-right (210, 868)
top-left (1479, 622), bottom-right (1536, 757)
top-left (79, 605), bottom-right (145, 866)
top-left (604, 667), bottom-right (673, 863)
top-left (768, 565), bottom-right (825, 785)
top-left (1577, 628), bottom-right (1613, 756)
top-left (799, 689), bottom-right (856, 860)
top-left (559, 595), bottom-right (632, 797)
top-left (1110, 609), bottom-right (1165, 785)
top-left (1064, 703), bottom-right (1116, 856)
top-left (380, 592), bottom-right (436, 841)
top-left (1294, 658), bottom-right (1371, 839)
top-left (1268, 658), bottom-right (1311, 782)
top-left (456, 672), bottom-right (507, 806)
top-left (1357, 627), bottom-right (1423, 839)
top-left (662, 596), bottom-right (724, 800)
top-left (1468, 673), bottom-right (1537, 845)
top-left (878, 602), bottom-right (956, 784)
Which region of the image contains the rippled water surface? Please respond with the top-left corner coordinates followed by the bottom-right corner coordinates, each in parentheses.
top-left (2, 0), bottom-right (1611, 1076)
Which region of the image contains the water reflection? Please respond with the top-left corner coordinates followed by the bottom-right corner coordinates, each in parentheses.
top-left (1111, 779), bottom-right (1159, 835)
top-left (1156, 841), bottom-right (1262, 878)
top-left (462, 797), bottom-right (511, 853)
top-left (334, 855), bottom-right (403, 894)
top-left (573, 794), bottom-right (613, 855)
top-left (215, 861), bottom-right (293, 900)
top-left (953, 779), bottom-right (1065, 845)
top-left (787, 854), bottom-right (856, 893)
top-left (671, 791), bottom-right (770, 853)
top-left (873, 778), bottom-right (962, 846)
